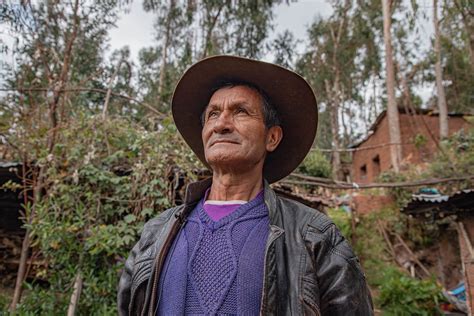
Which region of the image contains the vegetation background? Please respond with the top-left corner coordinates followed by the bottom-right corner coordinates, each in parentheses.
top-left (0, 0), bottom-right (472, 314)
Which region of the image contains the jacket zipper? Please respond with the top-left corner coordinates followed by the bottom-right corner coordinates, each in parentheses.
top-left (259, 225), bottom-right (284, 315)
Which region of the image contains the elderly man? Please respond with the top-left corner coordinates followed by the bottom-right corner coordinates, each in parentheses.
top-left (118, 56), bottom-right (373, 315)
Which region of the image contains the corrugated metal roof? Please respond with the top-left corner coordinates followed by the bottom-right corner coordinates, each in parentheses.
top-left (401, 189), bottom-right (474, 219)
top-left (0, 161), bottom-right (21, 168)
top-left (411, 193), bottom-right (449, 203)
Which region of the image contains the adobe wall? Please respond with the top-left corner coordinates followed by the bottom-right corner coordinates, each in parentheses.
top-left (352, 116), bottom-right (392, 184)
top-left (399, 114), bottom-right (471, 166)
top-left (352, 194), bottom-right (395, 215)
top-left (352, 114), bottom-right (471, 183)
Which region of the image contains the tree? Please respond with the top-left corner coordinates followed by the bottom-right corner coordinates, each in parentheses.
top-left (0, 1), bottom-right (125, 310)
top-left (433, 0), bottom-right (448, 139)
top-left (270, 30), bottom-right (298, 69)
top-left (432, 0), bottom-right (473, 113)
top-left (137, 0), bottom-right (280, 114)
top-left (296, 0), bottom-right (381, 180)
top-left (381, 0), bottom-right (402, 172)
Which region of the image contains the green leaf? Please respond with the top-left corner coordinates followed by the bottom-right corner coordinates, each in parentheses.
top-left (123, 214), bottom-right (136, 224)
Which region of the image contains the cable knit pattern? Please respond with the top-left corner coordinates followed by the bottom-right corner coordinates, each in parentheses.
top-left (189, 225), bottom-right (237, 313)
top-left (157, 192), bottom-right (269, 315)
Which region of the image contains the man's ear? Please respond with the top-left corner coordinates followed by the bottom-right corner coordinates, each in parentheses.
top-left (266, 125), bottom-right (283, 152)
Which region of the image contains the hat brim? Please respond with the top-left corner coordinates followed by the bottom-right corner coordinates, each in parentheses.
top-left (171, 55), bottom-right (318, 183)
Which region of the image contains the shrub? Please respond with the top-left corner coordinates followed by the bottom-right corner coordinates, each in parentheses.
top-left (327, 207), bottom-right (352, 242)
top-left (298, 149), bottom-right (331, 178)
top-left (12, 115), bottom-right (201, 314)
top-left (379, 269), bottom-right (444, 316)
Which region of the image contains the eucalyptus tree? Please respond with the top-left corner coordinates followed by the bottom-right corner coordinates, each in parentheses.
top-left (138, 0), bottom-right (281, 114)
top-left (296, 0), bottom-right (381, 180)
top-left (433, 0), bottom-right (448, 139)
top-left (270, 30), bottom-right (298, 69)
top-left (431, 0), bottom-right (473, 113)
top-left (381, 0), bottom-right (402, 172)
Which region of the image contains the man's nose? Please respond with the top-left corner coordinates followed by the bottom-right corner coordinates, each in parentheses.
top-left (213, 111), bottom-right (234, 134)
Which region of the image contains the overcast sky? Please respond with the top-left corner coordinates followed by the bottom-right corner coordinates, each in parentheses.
top-left (1, 1), bottom-right (436, 107)
top-left (107, 0), bottom-right (435, 105)
top-left (108, 0), bottom-right (334, 62)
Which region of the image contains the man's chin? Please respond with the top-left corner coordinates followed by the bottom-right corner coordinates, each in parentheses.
top-left (207, 154), bottom-right (250, 167)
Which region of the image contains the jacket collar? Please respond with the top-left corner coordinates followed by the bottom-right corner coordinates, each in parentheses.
top-left (183, 177), bottom-right (279, 224)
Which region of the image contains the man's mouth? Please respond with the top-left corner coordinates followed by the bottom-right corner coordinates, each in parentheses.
top-left (210, 139), bottom-right (240, 146)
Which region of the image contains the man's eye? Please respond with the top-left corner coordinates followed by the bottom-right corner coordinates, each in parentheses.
top-left (236, 108), bottom-right (247, 114)
top-left (208, 111), bottom-right (218, 118)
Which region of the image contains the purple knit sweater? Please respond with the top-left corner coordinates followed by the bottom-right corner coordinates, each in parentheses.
top-left (157, 193), bottom-right (269, 315)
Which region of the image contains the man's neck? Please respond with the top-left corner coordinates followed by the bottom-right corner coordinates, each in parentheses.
top-left (208, 170), bottom-right (264, 202)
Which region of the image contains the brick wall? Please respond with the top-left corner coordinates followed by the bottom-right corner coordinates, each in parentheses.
top-left (352, 194), bottom-right (395, 215)
top-left (352, 116), bottom-right (392, 184)
top-left (352, 113), bottom-right (472, 183)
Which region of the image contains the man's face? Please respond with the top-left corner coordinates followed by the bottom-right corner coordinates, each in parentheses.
top-left (201, 85), bottom-right (281, 172)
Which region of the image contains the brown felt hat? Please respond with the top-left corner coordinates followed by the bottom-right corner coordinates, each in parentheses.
top-left (171, 55), bottom-right (318, 183)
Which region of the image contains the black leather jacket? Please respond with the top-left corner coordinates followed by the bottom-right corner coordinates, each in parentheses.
top-left (118, 179), bottom-right (374, 315)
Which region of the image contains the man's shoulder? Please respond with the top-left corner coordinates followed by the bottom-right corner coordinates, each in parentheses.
top-left (143, 206), bottom-right (181, 229)
top-left (137, 205), bottom-right (183, 250)
top-left (276, 195), bottom-right (355, 258)
top-left (276, 195), bottom-right (332, 229)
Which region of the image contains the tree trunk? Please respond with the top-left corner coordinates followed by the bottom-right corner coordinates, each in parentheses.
top-left (381, 0), bottom-right (402, 172)
top-left (67, 273), bottom-right (83, 316)
top-left (102, 58), bottom-right (123, 120)
top-left (325, 79), bottom-right (343, 181)
top-left (434, 0), bottom-right (449, 139)
top-left (201, 4), bottom-right (224, 59)
top-left (156, 0), bottom-right (176, 108)
top-left (9, 232), bottom-right (30, 310)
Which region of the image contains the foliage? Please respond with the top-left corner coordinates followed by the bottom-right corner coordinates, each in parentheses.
top-left (353, 207), bottom-right (401, 287)
top-left (270, 30), bottom-right (298, 69)
top-left (378, 129), bottom-right (474, 208)
top-left (327, 207), bottom-right (352, 242)
top-left (428, 129), bottom-right (474, 187)
top-left (379, 269), bottom-right (444, 316)
top-left (377, 171), bottom-right (412, 207)
top-left (137, 0), bottom-right (280, 113)
top-left (296, 0), bottom-right (383, 151)
top-left (11, 115), bottom-right (200, 314)
top-left (297, 150), bottom-right (331, 178)
top-left (348, 206), bottom-right (445, 314)
top-left (413, 133), bottom-right (428, 149)
top-left (432, 0), bottom-right (473, 113)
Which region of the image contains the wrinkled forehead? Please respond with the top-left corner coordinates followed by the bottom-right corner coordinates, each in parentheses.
top-left (206, 85), bottom-right (264, 109)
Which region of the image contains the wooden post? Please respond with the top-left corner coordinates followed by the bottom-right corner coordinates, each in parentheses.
top-left (457, 221), bottom-right (474, 316)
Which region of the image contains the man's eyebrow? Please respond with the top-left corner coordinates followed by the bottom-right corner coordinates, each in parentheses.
top-left (205, 104), bottom-right (220, 112)
top-left (206, 101), bottom-right (250, 110)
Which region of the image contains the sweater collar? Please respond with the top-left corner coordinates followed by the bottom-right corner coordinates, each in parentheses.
top-left (183, 177), bottom-right (279, 224)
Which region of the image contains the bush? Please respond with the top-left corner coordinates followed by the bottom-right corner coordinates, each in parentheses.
top-left (379, 269), bottom-right (444, 316)
top-left (429, 129), bottom-right (474, 188)
top-left (12, 114), bottom-right (201, 314)
top-left (327, 207), bottom-right (352, 242)
top-left (298, 149), bottom-right (331, 178)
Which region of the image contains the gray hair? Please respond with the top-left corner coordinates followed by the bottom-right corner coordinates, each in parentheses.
top-left (200, 81), bottom-right (281, 129)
